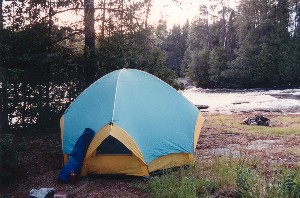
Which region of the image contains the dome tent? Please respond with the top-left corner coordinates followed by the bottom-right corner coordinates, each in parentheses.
top-left (60, 69), bottom-right (204, 176)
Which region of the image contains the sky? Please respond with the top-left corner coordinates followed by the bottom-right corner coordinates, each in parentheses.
top-left (149, 0), bottom-right (238, 29)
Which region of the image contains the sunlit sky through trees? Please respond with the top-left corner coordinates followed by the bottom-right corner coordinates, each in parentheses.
top-left (150, 0), bottom-right (238, 29)
top-left (55, 0), bottom-right (238, 30)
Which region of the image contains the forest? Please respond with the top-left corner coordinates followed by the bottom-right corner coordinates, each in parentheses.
top-left (0, 0), bottom-right (300, 131)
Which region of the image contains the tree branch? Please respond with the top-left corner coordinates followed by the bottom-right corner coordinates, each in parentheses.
top-left (54, 30), bottom-right (84, 44)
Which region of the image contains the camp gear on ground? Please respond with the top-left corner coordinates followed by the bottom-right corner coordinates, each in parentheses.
top-left (243, 115), bottom-right (270, 126)
top-left (29, 188), bottom-right (54, 198)
top-left (58, 128), bottom-right (95, 182)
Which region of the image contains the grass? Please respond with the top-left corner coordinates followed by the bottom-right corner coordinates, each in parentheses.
top-left (286, 148), bottom-right (300, 157)
top-left (205, 114), bottom-right (300, 136)
top-left (136, 156), bottom-right (300, 198)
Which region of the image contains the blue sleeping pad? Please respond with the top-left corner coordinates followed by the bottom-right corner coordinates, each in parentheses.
top-left (58, 128), bottom-right (95, 182)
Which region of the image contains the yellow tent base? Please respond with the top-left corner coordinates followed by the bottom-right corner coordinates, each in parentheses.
top-left (81, 155), bottom-right (149, 176)
top-left (61, 112), bottom-right (203, 177)
top-left (148, 153), bottom-right (194, 173)
top-left (63, 152), bottom-right (194, 177)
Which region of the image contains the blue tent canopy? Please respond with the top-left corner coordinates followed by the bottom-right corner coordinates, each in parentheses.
top-left (61, 69), bottom-right (204, 176)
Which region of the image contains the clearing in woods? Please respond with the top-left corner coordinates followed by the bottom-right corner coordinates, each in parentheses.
top-left (1, 113), bottom-right (300, 197)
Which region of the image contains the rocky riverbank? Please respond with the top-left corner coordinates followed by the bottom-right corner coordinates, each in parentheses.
top-left (181, 87), bottom-right (300, 114)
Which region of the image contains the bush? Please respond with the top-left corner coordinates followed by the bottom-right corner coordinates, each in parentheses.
top-left (0, 134), bottom-right (24, 185)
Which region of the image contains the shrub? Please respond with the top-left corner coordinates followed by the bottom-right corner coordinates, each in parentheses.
top-left (0, 134), bottom-right (24, 185)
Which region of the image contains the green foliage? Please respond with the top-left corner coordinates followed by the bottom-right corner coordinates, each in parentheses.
top-left (0, 134), bottom-right (24, 185)
top-left (2, 0), bottom-right (300, 132)
top-left (136, 157), bottom-right (300, 198)
top-left (96, 30), bottom-right (178, 88)
top-left (177, 0), bottom-right (300, 88)
top-left (186, 49), bottom-right (211, 88)
top-left (203, 157), bottom-right (238, 190)
top-left (1, 0), bottom-right (169, 132)
top-left (236, 166), bottom-right (262, 197)
top-left (208, 47), bottom-right (228, 87)
top-left (0, 23), bottom-right (83, 131)
top-left (160, 23), bottom-right (189, 76)
top-left (264, 168), bottom-right (300, 198)
top-left (146, 168), bottom-right (198, 198)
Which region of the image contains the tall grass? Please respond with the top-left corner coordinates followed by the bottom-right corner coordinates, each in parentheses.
top-left (136, 157), bottom-right (300, 198)
top-left (144, 168), bottom-right (198, 198)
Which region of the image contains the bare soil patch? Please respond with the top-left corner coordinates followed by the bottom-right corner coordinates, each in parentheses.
top-left (196, 113), bottom-right (300, 172)
top-left (0, 133), bottom-right (148, 197)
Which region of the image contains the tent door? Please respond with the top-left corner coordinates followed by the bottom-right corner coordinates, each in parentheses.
top-left (84, 135), bottom-right (149, 176)
top-left (96, 136), bottom-right (132, 155)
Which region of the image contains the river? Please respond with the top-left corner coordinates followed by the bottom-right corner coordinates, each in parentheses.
top-left (181, 87), bottom-right (300, 114)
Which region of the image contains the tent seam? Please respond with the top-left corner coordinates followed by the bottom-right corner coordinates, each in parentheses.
top-left (111, 68), bottom-right (124, 123)
top-left (64, 70), bottom-right (120, 113)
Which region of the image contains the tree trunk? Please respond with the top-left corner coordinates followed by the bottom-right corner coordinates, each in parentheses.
top-left (45, 65), bottom-right (50, 127)
top-left (45, 0), bottom-right (53, 126)
top-left (295, 1), bottom-right (298, 30)
top-left (0, 0), bottom-right (6, 130)
top-left (120, 0), bottom-right (123, 33)
top-left (0, 0), bottom-right (3, 30)
top-left (145, 0), bottom-right (151, 29)
top-left (84, 0), bottom-right (96, 87)
top-left (101, 0), bottom-right (106, 36)
top-left (0, 83), bottom-right (9, 132)
top-left (21, 82), bottom-right (26, 128)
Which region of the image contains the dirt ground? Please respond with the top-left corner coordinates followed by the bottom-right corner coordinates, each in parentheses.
top-left (1, 113), bottom-right (300, 197)
top-left (197, 117), bottom-right (300, 174)
top-left (0, 133), bottom-right (148, 198)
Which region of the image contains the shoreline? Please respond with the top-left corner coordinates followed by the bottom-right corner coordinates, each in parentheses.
top-left (181, 87), bottom-right (300, 114)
